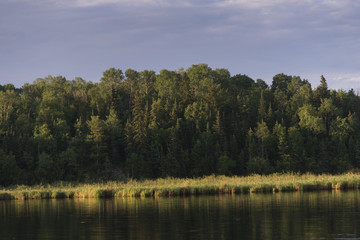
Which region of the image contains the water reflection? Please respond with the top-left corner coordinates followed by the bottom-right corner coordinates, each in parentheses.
top-left (1, 191), bottom-right (360, 239)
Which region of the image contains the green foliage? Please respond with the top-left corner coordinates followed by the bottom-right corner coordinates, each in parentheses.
top-left (184, 102), bottom-right (208, 130)
top-left (217, 154), bottom-right (235, 176)
top-left (0, 67), bottom-right (359, 185)
top-left (3, 173), bottom-right (360, 200)
top-left (247, 157), bottom-right (272, 174)
top-left (36, 152), bottom-right (56, 182)
top-left (298, 104), bottom-right (325, 134)
top-left (125, 153), bottom-right (145, 178)
top-left (101, 68), bottom-right (123, 86)
top-left (58, 147), bottom-right (79, 181)
top-left (86, 115), bottom-right (108, 168)
top-left (273, 122), bottom-right (292, 171)
top-left (314, 75), bottom-right (330, 101)
top-left (155, 69), bottom-right (181, 99)
top-left (271, 73), bottom-right (292, 92)
top-left (0, 150), bottom-right (18, 186)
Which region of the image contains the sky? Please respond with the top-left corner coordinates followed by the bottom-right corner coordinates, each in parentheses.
top-left (1, 0), bottom-right (360, 90)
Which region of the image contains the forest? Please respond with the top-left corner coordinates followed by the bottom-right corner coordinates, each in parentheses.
top-left (0, 64), bottom-right (359, 186)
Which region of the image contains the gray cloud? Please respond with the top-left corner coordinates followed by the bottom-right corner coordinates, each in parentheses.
top-left (1, 0), bottom-right (360, 89)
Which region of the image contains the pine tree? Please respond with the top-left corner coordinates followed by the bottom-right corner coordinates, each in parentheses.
top-left (86, 115), bottom-right (108, 168)
top-left (132, 92), bottom-right (148, 145)
top-left (258, 90), bottom-right (266, 122)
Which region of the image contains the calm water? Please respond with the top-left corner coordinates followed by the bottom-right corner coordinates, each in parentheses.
top-left (1, 191), bottom-right (360, 240)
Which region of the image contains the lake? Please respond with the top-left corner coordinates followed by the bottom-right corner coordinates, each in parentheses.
top-left (1, 191), bottom-right (360, 239)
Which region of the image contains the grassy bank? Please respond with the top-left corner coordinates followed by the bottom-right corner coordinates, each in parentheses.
top-left (1, 173), bottom-right (360, 200)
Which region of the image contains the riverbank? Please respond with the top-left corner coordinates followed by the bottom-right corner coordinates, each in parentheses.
top-left (1, 173), bottom-right (360, 200)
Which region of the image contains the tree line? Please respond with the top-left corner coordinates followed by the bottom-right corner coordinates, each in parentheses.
top-left (0, 64), bottom-right (359, 185)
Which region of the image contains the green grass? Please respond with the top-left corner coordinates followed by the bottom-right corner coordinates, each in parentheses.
top-left (2, 173), bottom-right (360, 200)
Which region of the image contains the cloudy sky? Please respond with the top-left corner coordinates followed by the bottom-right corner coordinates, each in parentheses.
top-left (1, 0), bottom-right (360, 89)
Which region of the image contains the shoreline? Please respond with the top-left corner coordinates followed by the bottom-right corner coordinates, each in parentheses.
top-left (1, 173), bottom-right (360, 200)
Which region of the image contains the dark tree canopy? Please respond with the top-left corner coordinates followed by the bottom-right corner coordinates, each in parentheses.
top-left (0, 66), bottom-right (359, 185)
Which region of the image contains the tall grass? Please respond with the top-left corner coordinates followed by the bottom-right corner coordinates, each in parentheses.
top-left (2, 173), bottom-right (360, 200)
